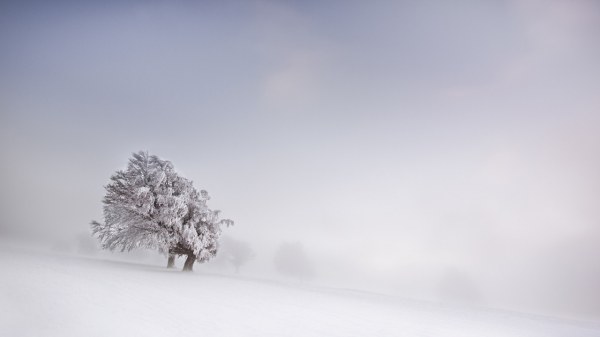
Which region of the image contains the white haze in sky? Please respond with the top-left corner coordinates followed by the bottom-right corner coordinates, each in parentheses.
top-left (1, 0), bottom-right (599, 321)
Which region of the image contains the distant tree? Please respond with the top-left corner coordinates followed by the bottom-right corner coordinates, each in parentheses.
top-left (436, 268), bottom-right (483, 306)
top-left (76, 232), bottom-right (98, 255)
top-left (219, 236), bottom-right (255, 273)
top-left (91, 151), bottom-right (233, 271)
top-left (273, 242), bottom-right (315, 281)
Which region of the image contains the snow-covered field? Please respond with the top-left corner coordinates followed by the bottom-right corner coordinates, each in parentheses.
top-left (1, 245), bottom-right (599, 337)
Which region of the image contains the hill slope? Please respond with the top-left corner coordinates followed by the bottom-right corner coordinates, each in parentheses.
top-left (1, 246), bottom-right (598, 337)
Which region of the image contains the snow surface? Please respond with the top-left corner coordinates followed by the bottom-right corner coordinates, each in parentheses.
top-left (1, 246), bottom-right (599, 337)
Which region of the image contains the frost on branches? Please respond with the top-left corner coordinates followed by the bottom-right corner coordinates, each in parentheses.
top-left (91, 151), bottom-right (233, 271)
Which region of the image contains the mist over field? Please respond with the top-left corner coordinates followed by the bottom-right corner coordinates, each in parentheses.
top-left (1, 0), bottom-right (599, 331)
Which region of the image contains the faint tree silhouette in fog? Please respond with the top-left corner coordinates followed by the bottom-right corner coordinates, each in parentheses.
top-left (77, 232), bottom-right (98, 255)
top-left (436, 267), bottom-right (483, 306)
top-left (273, 242), bottom-right (315, 281)
top-left (219, 235), bottom-right (255, 273)
top-left (539, 232), bottom-right (600, 317)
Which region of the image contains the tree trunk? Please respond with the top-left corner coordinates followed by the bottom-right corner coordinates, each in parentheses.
top-left (182, 254), bottom-right (196, 272)
top-left (167, 254), bottom-right (176, 268)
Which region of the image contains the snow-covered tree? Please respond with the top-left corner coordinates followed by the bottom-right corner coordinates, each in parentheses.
top-left (91, 151), bottom-right (233, 271)
top-left (219, 236), bottom-right (255, 273)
